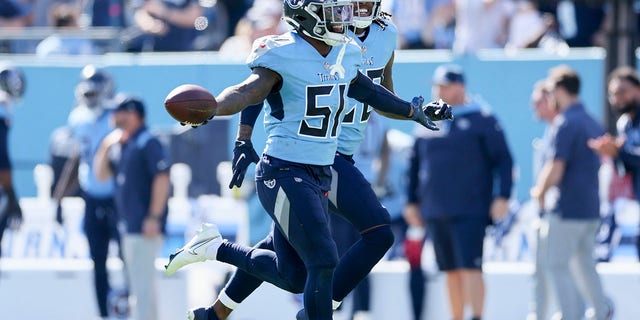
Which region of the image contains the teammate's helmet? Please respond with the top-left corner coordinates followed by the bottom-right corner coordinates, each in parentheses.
top-left (283, 0), bottom-right (354, 46)
top-left (0, 67), bottom-right (26, 99)
top-left (352, 0), bottom-right (381, 29)
top-left (74, 65), bottom-right (115, 108)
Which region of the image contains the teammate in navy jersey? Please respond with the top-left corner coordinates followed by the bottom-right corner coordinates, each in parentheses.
top-left (164, 1), bottom-right (448, 319)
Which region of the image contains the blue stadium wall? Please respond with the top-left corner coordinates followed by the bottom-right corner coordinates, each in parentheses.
top-left (3, 48), bottom-right (605, 200)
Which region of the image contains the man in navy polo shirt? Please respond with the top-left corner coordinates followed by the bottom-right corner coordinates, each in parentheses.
top-left (95, 96), bottom-right (170, 320)
top-left (404, 64), bottom-right (513, 320)
top-left (531, 65), bottom-right (612, 320)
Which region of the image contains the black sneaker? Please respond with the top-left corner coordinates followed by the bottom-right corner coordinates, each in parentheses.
top-left (187, 307), bottom-right (219, 320)
top-left (295, 309), bottom-right (307, 320)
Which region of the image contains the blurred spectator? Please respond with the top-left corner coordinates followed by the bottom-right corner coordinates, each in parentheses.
top-left (527, 79), bottom-right (559, 320)
top-left (91, 0), bottom-right (125, 27)
top-left (423, 0), bottom-right (455, 49)
top-left (218, 0), bottom-right (285, 60)
top-left (590, 66), bottom-right (640, 261)
top-left (0, 0), bottom-right (33, 53)
top-left (95, 96), bottom-right (170, 320)
top-left (91, 0), bottom-right (126, 52)
top-left (520, 12), bottom-right (570, 54)
top-left (0, 64), bottom-right (25, 258)
top-left (67, 65), bottom-right (123, 319)
top-left (31, 0), bottom-right (78, 27)
top-left (192, 0), bottom-right (230, 51)
top-left (404, 64), bottom-right (513, 320)
top-left (506, 0), bottom-right (545, 49)
top-left (531, 65), bottom-right (612, 320)
top-left (0, 0), bottom-right (32, 27)
top-left (35, 3), bottom-right (99, 57)
top-left (382, 0), bottom-right (431, 49)
top-left (124, 0), bottom-right (203, 52)
top-left (453, 0), bottom-right (513, 55)
top-left (217, 0), bottom-right (252, 40)
top-left (538, 0), bottom-right (606, 47)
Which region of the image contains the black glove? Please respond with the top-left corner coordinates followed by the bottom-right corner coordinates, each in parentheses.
top-left (410, 96), bottom-right (439, 131)
top-left (0, 187), bottom-right (22, 231)
top-left (229, 140), bottom-right (260, 189)
top-left (423, 99), bottom-right (453, 121)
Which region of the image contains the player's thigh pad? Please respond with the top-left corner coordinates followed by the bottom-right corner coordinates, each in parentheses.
top-left (328, 155), bottom-right (391, 230)
top-left (256, 159), bottom-right (338, 269)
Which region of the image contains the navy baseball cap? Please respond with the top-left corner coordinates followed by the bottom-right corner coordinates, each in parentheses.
top-left (432, 64), bottom-right (465, 85)
top-left (115, 96), bottom-right (145, 118)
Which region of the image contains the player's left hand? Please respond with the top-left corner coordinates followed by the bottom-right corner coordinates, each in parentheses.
top-left (410, 96), bottom-right (439, 131)
top-left (229, 140), bottom-right (260, 189)
top-left (423, 99), bottom-right (453, 121)
top-left (5, 188), bottom-right (22, 230)
top-left (181, 114), bottom-right (215, 128)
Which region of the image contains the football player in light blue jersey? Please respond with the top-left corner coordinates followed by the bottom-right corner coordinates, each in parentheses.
top-left (66, 65), bottom-right (124, 319)
top-left (338, 1), bottom-right (397, 156)
top-left (164, 1), bottom-right (448, 319)
top-left (192, 4), bottom-right (406, 320)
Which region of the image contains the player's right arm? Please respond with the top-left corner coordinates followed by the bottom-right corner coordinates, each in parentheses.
top-left (348, 72), bottom-right (441, 130)
top-left (214, 67), bottom-right (282, 116)
top-left (372, 52), bottom-right (406, 120)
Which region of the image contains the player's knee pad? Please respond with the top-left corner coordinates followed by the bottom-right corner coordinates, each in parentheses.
top-left (276, 259), bottom-right (307, 293)
top-left (307, 266), bottom-right (335, 287)
top-left (347, 206), bottom-right (391, 231)
top-left (361, 224), bottom-right (394, 252)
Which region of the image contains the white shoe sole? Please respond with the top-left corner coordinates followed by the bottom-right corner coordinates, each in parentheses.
top-left (164, 223), bottom-right (221, 275)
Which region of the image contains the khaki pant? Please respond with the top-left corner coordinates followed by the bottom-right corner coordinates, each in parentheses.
top-left (122, 234), bottom-right (163, 320)
top-left (544, 213), bottom-right (607, 320)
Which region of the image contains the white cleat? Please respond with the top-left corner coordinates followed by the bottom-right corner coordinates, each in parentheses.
top-left (164, 223), bottom-right (222, 275)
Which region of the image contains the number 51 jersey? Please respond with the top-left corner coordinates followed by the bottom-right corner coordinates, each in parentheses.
top-left (247, 31), bottom-right (362, 166)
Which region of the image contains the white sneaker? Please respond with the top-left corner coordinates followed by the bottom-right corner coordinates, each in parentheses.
top-left (353, 311), bottom-right (371, 320)
top-left (165, 223), bottom-right (223, 275)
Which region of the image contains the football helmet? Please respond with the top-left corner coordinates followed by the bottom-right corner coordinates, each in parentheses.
top-left (352, 0), bottom-right (381, 29)
top-left (283, 0), bottom-right (354, 46)
top-left (0, 66), bottom-right (26, 99)
top-left (75, 65), bottom-right (115, 108)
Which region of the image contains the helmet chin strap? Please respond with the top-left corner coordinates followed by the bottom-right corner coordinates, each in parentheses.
top-left (329, 39), bottom-right (348, 79)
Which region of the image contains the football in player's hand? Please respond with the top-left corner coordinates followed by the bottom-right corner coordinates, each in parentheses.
top-left (164, 84), bottom-right (217, 126)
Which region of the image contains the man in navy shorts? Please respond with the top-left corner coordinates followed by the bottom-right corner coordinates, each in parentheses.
top-left (404, 64), bottom-right (514, 320)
